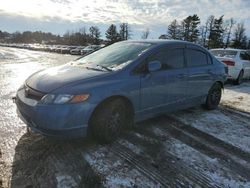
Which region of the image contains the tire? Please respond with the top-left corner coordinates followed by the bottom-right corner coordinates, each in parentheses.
top-left (205, 83), bottom-right (222, 110)
top-left (90, 98), bottom-right (133, 144)
top-left (234, 70), bottom-right (244, 85)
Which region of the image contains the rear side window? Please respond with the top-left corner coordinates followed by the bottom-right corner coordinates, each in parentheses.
top-left (210, 50), bottom-right (237, 58)
top-left (148, 48), bottom-right (185, 69)
top-left (186, 49), bottom-right (209, 67)
top-left (240, 52), bottom-right (250, 60)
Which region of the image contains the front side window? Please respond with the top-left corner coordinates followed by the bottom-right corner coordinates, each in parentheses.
top-left (186, 49), bottom-right (208, 67)
top-left (147, 48), bottom-right (185, 70)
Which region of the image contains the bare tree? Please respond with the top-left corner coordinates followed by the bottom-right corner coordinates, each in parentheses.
top-left (232, 23), bottom-right (247, 49)
top-left (225, 18), bottom-right (236, 48)
top-left (119, 23), bottom-right (131, 40)
top-left (141, 28), bottom-right (150, 39)
top-left (203, 15), bottom-right (214, 47)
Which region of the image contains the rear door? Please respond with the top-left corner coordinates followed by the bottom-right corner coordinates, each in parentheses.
top-left (185, 45), bottom-right (215, 102)
top-left (139, 44), bottom-right (187, 115)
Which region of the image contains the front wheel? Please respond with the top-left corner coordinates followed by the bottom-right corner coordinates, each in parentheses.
top-left (90, 99), bottom-right (133, 144)
top-left (205, 83), bottom-right (222, 110)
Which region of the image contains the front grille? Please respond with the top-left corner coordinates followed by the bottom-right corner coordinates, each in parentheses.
top-left (24, 85), bottom-right (46, 101)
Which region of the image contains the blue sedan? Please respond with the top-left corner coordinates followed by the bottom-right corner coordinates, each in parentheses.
top-left (15, 40), bottom-right (227, 143)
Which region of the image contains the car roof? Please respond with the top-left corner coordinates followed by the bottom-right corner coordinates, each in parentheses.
top-left (122, 39), bottom-right (196, 45)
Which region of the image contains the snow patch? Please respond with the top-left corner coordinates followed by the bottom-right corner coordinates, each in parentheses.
top-left (56, 174), bottom-right (77, 188)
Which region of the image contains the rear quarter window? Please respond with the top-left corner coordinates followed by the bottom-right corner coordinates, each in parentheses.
top-left (186, 49), bottom-right (209, 67)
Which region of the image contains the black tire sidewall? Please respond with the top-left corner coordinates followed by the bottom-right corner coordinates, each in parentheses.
top-left (235, 70), bottom-right (244, 85)
top-left (206, 83), bottom-right (222, 110)
top-left (90, 99), bottom-right (132, 143)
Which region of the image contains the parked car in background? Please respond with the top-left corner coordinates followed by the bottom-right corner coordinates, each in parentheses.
top-left (70, 46), bottom-right (85, 55)
top-left (15, 40), bottom-right (226, 143)
top-left (80, 45), bottom-right (102, 55)
top-left (60, 46), bottom-right (77, 54)
top-left (210, 48), bottom-right (250, 84)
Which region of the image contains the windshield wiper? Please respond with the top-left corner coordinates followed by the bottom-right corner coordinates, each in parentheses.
top-left (96, 64), bottom-right (113, 72)
top-left (84, 66), bottom-right (104, 72)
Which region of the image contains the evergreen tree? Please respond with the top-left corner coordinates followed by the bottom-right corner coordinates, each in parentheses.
top-left (167, 19), bottom-right (181, 39)
top-left (208, 16), bottom-right (224, 48)
top-left (182, 14), bottom-right (200, 42)
top-left (89, 26), bottom-right (101, 44)
top-left (106, 24), bottom-right (119, 44)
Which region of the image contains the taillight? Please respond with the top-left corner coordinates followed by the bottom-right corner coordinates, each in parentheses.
top-left (222, 60), bottom-right (235, 66)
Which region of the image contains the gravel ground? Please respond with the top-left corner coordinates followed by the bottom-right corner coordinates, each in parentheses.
top-left (0, 47), bottom-right (250, 188)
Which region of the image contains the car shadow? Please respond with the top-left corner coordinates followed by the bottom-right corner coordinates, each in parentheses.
top-left (10, 132), bottom-right (103, 188)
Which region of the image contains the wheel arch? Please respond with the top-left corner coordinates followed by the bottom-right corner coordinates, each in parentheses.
top-left (215, 80), bottom-right (224, 90)
top-left (88, 95), bottom-right (135, 124)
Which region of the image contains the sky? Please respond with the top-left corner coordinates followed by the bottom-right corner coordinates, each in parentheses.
top-left (0, 0), bottom-right (249, 39)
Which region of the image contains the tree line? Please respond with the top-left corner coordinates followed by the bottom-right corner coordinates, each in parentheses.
top-left (0, 15), bottom-right (249, 49)
top-left (0, 23), bottom-right (131, 46)
top-left (161, 14), bottom-right (250, 49)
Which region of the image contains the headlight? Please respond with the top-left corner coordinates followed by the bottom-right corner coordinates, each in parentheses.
top-left (41, 94), bottom-right (90, 104)
top-left (54, 94), bottom-right (73, 104)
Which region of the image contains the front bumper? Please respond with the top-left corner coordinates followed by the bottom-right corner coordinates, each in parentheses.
top-left (15, 88), bottom-right (95, 138)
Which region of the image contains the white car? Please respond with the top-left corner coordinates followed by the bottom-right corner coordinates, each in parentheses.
top-left (210, 48), bottom-right (250, 84)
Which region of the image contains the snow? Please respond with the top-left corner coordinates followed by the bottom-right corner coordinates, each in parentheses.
top-left (222, 82), bottom-right (250, 112)
top-left (82, 146), bottom-right (158, 188)
top-left (56, 174), bottom-right (78, 188)
top-left (118, 139), bottom-right (142, 155)
top-left (169, 82), bottom-right (250, 153)
top-left (172, 108), bottom-right (250, 153)
top-left (160, 130), bottom-right (249, 188)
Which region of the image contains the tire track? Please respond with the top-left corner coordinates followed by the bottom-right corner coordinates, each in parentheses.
top-left (219, 105), bottom-right (250, 124)
top-left (111, 133), bottom-right (220, 188)
top-left (111, 143), bottom-right (172, 187)
top-left (159, 116), bottom-right (250, 180)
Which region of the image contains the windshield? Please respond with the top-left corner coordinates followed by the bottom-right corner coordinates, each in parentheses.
top-left (75, 42), bottom-right (153, 71)
top-left (210, 50), bottom-right (237, 58)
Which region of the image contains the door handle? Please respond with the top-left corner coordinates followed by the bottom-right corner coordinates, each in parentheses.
top-left (207, 69), bottom-right (212, 73)
top-left (177, 74), bottom-right (186, 78)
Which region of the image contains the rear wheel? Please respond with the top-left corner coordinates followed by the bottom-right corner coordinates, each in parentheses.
top-left (90, 98), bottom-right (133, 144)
top-left (205, 83), bottom-right (222, 110)
top-left (234, 70), bottom-right (244, 85)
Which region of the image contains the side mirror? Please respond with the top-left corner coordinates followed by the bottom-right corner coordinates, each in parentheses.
top-left (147, 60), bottom-right (162, 72)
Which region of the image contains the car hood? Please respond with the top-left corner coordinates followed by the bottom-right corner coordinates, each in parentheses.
top-left (26, 64), bottom-right (109, 93)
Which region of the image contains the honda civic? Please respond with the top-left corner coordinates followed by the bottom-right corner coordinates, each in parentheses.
top-left (15, 40), bottom-right (227, 143)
